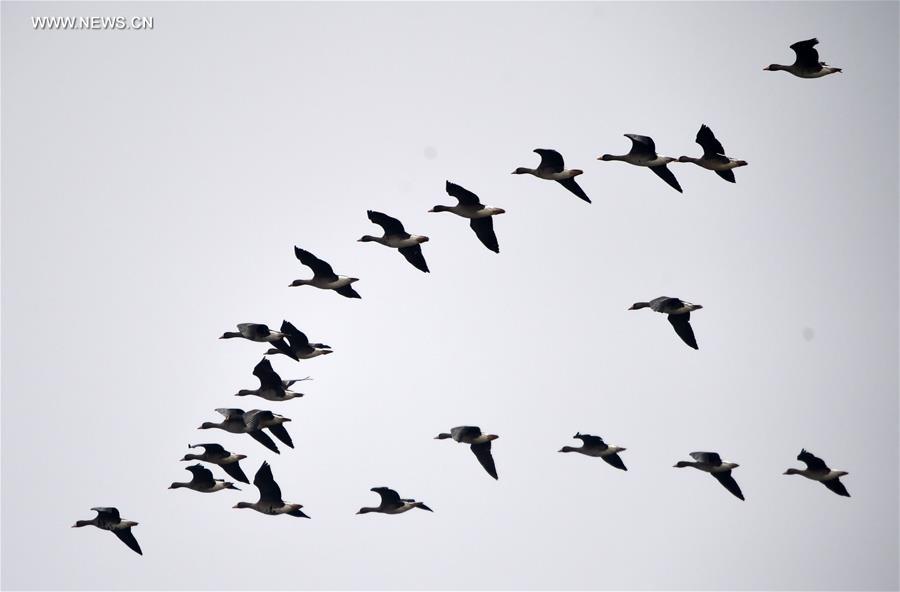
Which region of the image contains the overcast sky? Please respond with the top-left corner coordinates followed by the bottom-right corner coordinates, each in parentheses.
top-left (2, 1), bottom-right (898, 590)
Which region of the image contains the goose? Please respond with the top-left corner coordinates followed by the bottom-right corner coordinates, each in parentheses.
top-left (169, 464), bottom-right (241, 493)
top-left (72, 507), bottom-right (142, 555)
top-left (674, 452), bottom-right (744, 500)
top-left (784, 449), bottom-right (850, 497)
top-left (429, 181), bottom-right (505, 253)
top-left (628, 297), bottom-right (703, 350)
top-left (599, 135), bottom-right (683, 193)
top-left (243, 409), bottom-right (294, 449)
top-left (435, 426), bottom-right (499, 480)
top-left (265, 320), bottom-right (332, 360)
top-left (764, 38), bottom-right (842, 78)
top-left (359, 210), bottom-right (430, 272)
top-left (512, 149), bottom-right (591, 203)
top-left (678, 125), bottom-right (748, 183)
top-left (558, 433), bottom-right (627, 470)
top-left (290, 247), bottom-right (361, 298)
top-left (236, 358), bottom-right (304, 401)
top-left (181, 443), bottom-right (249, 484)
top-left (198, 408), bottom-right (280, 454)
top-left (220, 323), bottom-right (297, 360)
top-left (356, 487), bottom-right (433, 515)
top-left (233, 461), bottom-right (309, 517)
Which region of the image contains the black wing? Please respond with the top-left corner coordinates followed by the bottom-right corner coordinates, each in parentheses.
top-left (649, 165), bottom-right (683, 193)
top-left (790, 38), bottom-right (820, 69)
top-left (113, 528), bottom-right (143, 555)
top-left (185, 465), bottom-right (216, 488)
top-left (471, 441), bottom-right (498, 480)
top-left (690, 451), bottom-right (722, 465)
top-left (334, 284), bottom-right (362, 299)
top-left (602, 453), bottom-right (628, 471)
top-left (190, 443), bottom-right (227, 457)
top-left (445, 181), bottom-right (482, 206)
top-left (252, 358), bottom-right (285, 393)
top-left (268, 424), bottom-right (294, 448)
top-left (696, 125), bottom-right (726, 158)
top-left (668, 313), bottom-right (698, 349)
top-left (367, 210), bottom-right (409, 237)
top-left (220, 461), bottom-right (250, 484)
top-left (91, 507), bottom-right (121, 522)
top-left (253, 462), bottom-right (284, 505)
top-left (293, 247), bottom-right (338, 281)
top-left (534, 148), bottom-right (565, 173)
top-left (823, 478), bottom-right (850, 497)
top-left (715, 169), bottom-right (736, 183)
top-left (215, 408), bottom-right (245, 419)
top-left (625, 134), bottom-right (657, 157)
top-left (451, 426), bottom-right (483, 442)
top-left (556, 178), bottom-right (591, 203)
top-left (712, 471), bottom-right (745, 500)
top-left (248, 430), bottom-right (280, 454)
top-left (574, 433), bottom-right (607, 449)
top-left (268, 338), bottom-right (299, 361)
top-left (469, 217), bottom-right (499, 253)
top-left (798, 449), bottom-right (830, 472)
top-left (280, 320), bottom-right (310, 349)
top-left (398, 245), bottom-right (430, 273)
top-left (372, 487), bottom-right (403, 510)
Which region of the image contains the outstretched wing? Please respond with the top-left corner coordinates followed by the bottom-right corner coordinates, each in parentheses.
top-left (186, 465), bottom-right (216, 488)
top-left (790, 38), bottom-right (820, 69)
top-left (649, 165), bottom-right (683, 193)
top-left (253, 462), bottom-right (284, 505)
top-left (556, 178), bottom-right (591, 203)
top-left (398, 245), bottom-right (430, 273)
top-left (712, 471), bottom-right (745, 500)
top-left (446, 181), bottom-right (482, 207)
top-left (190, 443), bottom-right (226, 456)
top-left (625, 134), bottom-right (657, 157)
top-left (823, 478), bottom-right (850, 497)
top-left (798, 449), bottom-right (829, 472)
top-left (215, 408), bottom-right (245, 419)
top-left (602, 453), bottom-right (628, 471)
top-left (574, 433), bottom-right (607, 449)
top-left (690, 451), bottom-right (722, 465)
top-left (715, 169), bottom-right (736, 183)
top-left (695, 125), bottom-right (726, 158)
top-left (668, 313), bottom-right (698, 349)
top-left (334, 284), bottom-right (362, 299)
top-left (469, 217), bottom-right (500, 253)
top-left (253, 358), bottom-right (285, 392)
top-left (113, 528), bottom-right (143, 555)
top-left (220, 461), bottom-right (250, 484)
top-left (534, 148), bottom-right (565, 173)
top-left (367, 210), bottom-right (409, 237)
top-left (248, 430), bottom-right (280, 454)
top-left (91, 507), bottom-right (121, 521)
top-left (280, 320), bottom-right (310, 349)
top-left (471, 441), bottom-right (498, 480)
top-left (293, 247), bottom-right (338, 281)
top-left (372, 487), bottom-right (403, 510)
top-left (268, 424), bottom-right (294, 448)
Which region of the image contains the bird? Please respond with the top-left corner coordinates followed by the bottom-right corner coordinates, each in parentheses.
top-left (359, 210), bottom-right (430, 272)
top-left (356, 487), bottom-right (434, 515)
top-left (784, 449), bottom-right (850, 497)
top-left (169, 464), bottom-right (241, 493)
top-left (674, 452), bottom-right (744, 500)
top-left (290, 247), bottom-right (361, 298)
top-left (265, 320), bottom-right (332, 360)
top-left (72, 507), bottom-right (142, 555)
top-left (512, 149), bottom-right (591, 203)
top-left (235, 358), bottom-right (304, 401)
top-left (181, 443), bottom-right (249, 484)
top-left (233, 461), bottom-right (309, 517)
top-left (628, 297), bottom-right (703, 350)
top-left (598, 134), bottom-right (683, 193)
top-left (243, 409), bottom-right (294, 449)
top-left (434, 426), bottom-right (499, 479)
top-left (429, 181), bottom-right (505, 253)
top-left (764, 38), bottom-right (842, 78)
top-left (677, 125), bottom-right (748, 183)
top-left (198, 408), bottom-right (280, 454)
top-left (558, 433), bottom-right (628, 470)
top-left (219, 323), bottom-right (297, 360)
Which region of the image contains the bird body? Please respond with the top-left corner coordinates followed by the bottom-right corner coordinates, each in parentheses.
top-left (357, 487), bottom-right (433, 515)
top-left (181, 443), bottom-right (249, 484)
top-left (599, 134), bottom-right (683, 192)
top-left (233, 462), bottom-right (309, 517)
top-left (169, 464), bottom-right (240, 493)
top-left (512, 149), bottom-right (591, 203)
top-left (629, 297), bottom-right (703, 349)
top-left (198, 408), bottom-right (281, 454)
top-left (784, 449), bottom-right (850, 496)
top-left (236, 358), bottom-right (303, 401)
top-left (559, 433), bottom-right (628, 470)
top-left (674, 452), bottom-right (744, 500)
top-left (765, 38), bottom-right (842, 78)
top-left (678, 125), bottom-right (748, 183)
top-left (429, 181), bottom-right (505, 253)
top-left (265, 320), bottom-right (332, 360)
top-left (359, 210), bottom-right (430, 272)
top-left (435, 426), bottom-right (500, 479)
top-left (72, 507), bottom-right (143, 555)
top-left (291, 247), bottom-right (361, 298)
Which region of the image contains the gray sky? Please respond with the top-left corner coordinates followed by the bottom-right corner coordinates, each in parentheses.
top-left (2, 1), bottom-right (898, 590)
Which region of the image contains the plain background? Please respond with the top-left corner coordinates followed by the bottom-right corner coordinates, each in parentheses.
top-left (2, 1), bottom-right (898, 590)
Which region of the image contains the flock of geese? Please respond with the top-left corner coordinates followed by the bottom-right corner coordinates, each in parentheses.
top-left (74, 38), bottom-right (850, 556)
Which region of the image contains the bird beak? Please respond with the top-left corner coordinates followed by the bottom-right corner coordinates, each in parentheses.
top-left (694, 305), bottom-right (704, 310)
top-left (427, 208), bottom-right (436, 213)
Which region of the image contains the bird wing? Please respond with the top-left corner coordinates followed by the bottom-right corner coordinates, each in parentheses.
top-left (625, 134), bottom-right (657, 157)
top-left (268, 423), bottom-right (294, 448)
top-left (695, 125), bottom-right (726, 158)
top-left (823, 478), bottom-right (850, 497)
top-left (556, 178), bottom-right (591, 203)
top-left (253, 358), bottom-right (286, 392)
top-left (91, 507), bottom-right (121, 521)
top-left (190, 443), bottom-right (226, 456)
top-left (534, 148), bottom-right (565, 173)
top-left (471, 441), bottom-right (498, 479)
top-left (574, 433), bottom-right (607, 449)
top-left (237, 323), bottom-right (270, 340)
top-left (649, 165), bottom-right (683, 193)
top-left (220, 461), bottom-right (250, 484)
top-left (469, 217), bottom-right (500, 253)
top-left (248, 429), bottom-right (280, 454)
top-left (372, 487), bottom-right (403, 510)
top-left (798, 449), bottom-right (829, 472)
top-left (715, 169), bottom-right (736, 183)
top-left (690, 451), bottom-right (722, 465)
top-left (186, 465), bottom-right (216, 487)
top-left (790, 38), bottom-right (821, 69)
top-left (668, 313), bottom-right (698, 349)
top-left (215, 408), bottom-right (245, 419)
top-left (398, 245), bottom-right (430, 273)
top-left (602, 453), bottom-right (628, 471)
top-left (113, 528), bottom-right (143, 555)
top-left (334, 284), bottom-right (362, 299)
top-left (293, 247), bottom-right (338, 281)
top-left (445, 181), bottom-right (482, 206)
top-left (280, 320), bottom-right (310, 349)
top-left (712, 471), bottom-right (745, 500)
top-left (451, 426), bottom-right (482, 442)
top-left (253, 462), bottom-right (284, 505)
top-left (367, 210), bottom-right (409, 237)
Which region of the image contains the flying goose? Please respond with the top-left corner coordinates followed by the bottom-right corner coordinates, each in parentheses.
top-left (435, 426), bottom-right (499, 480)
top-left (356, 487), bottom-right (433, 515)
top-left (764, 38), bottom-right (842, 78)
top-left (628, 297), bottom-right (703, 350)
top-left (674, 452), bottom-right (744, 500)
top-left (219, 323), bottom-right (297, 360)
top-left (512, 149), bottom-right (591, 203)
top-left (72, 507), bottom-right (142, 555)
top-left (429, 181), bottom-right (505, 253)
top-left (236, 358), bottom-right (304, 401)
top-left (784, 449), bottom-right (850, 497)
top-left (265, 320), bottom-right (332, 360)
top-left (169, 464), bottom-right (241, 493)
top-left (558, 433), bottom-right (627, 470)
top-left (290, 247), bottom-right (361, 298)
top-left (182, 443), bottom-right (249, 484)
top-left (599, 135), bottom-right (683, 193)
top-left (233, 461), bottom-right (309, 517)
top-left (359, 210), bottom-right (430, 272)
top-left (243, 409), bottom-right (294, 449)
top-left (198, 408), bottom-right (280, 454)
top-left (678, 125), bottom-right (748, 183)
